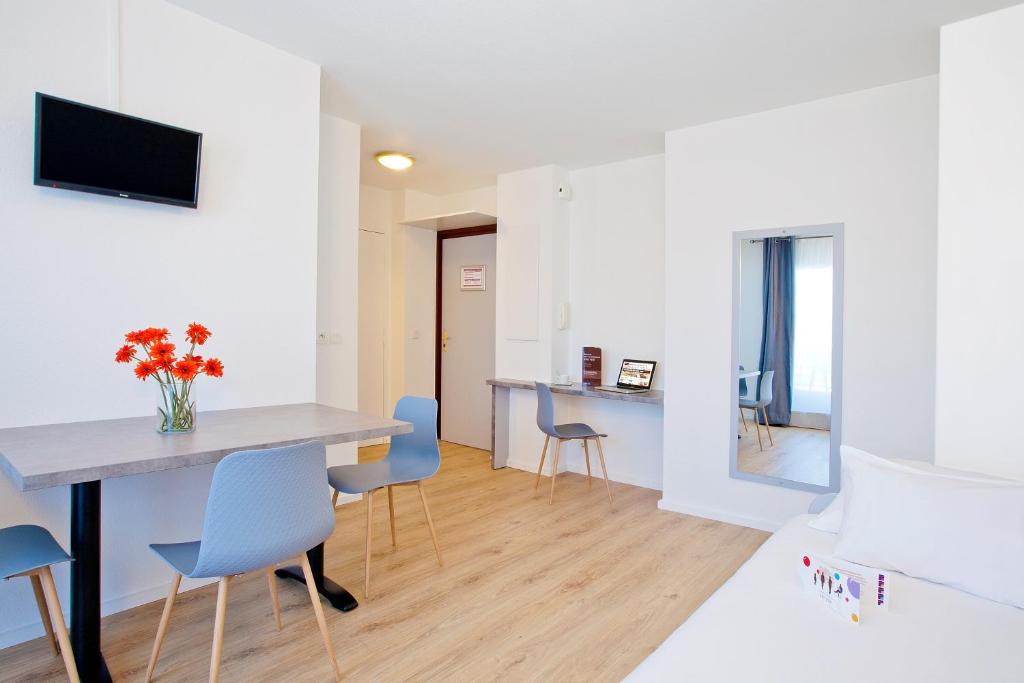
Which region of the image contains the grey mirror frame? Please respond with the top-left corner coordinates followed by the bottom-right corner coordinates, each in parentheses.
top-left (729, 223), bottom-right (844, 494)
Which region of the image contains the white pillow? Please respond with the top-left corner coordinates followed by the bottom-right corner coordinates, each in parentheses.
top-left (809, 446), bottom-right (1007, 533)
top-left (833, 452), bottom-right (1024, 609)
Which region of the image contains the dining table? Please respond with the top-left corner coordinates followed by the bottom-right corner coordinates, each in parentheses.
top-left (0, 402), bottom-right (411, 683)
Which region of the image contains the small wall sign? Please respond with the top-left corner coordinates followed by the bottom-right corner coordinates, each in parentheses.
top-left (461, 265), bottom-right (486, 291)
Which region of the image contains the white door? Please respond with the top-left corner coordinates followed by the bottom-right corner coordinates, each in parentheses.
top-left (358, 229), bottom-right (387, 444)
top-left (440, 234), bottom-right (496, 450)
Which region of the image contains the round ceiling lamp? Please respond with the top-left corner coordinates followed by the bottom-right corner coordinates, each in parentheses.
top-left (375, 151), bottom-right (415, 171)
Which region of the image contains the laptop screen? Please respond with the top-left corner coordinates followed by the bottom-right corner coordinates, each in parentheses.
top-left (618, 359), bottom-right (656, 388)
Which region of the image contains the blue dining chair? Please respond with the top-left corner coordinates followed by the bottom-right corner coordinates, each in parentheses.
top-left (0, 525), bottom-right (79, 682)
top-left (328, 396), bottom-right (443, 599)
top-left (534, 382), bottom-right (612, 506)
top-left (144, 441), bottom-right (340, 683)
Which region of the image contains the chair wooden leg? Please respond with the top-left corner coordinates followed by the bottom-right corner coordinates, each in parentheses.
top-left (761, 406), bottom-right (774, 445)
top-left (594, 436), bottom-right (613, 506)
top-left (753, 411), bottom-right (764, 451)
top-left (548, 439), bottom-right (563, 504)
top-left (331, 490), bottom-right (339, 508)
top-left (739, 406), bottom-right (748, 432)
top-left (364, 489), bottom-right (374, 599)
top-left (146, 572), bottom-right (182, 683)
top-left (209, 576), bottom-right (231, 683)
top-left (534, 435), bottom-right (550, 491)
top-left (299, 554), bottom-right (342, 682)
top-left (583, 439), bottom-right (593, 488)
top-left (387, 485), bottom-right (397, 548)
top-left (30, 573), bottom-right (58, 656)
top-left (38, 567), bottom-right (79, 683)
top-left (266, 568), bottom-right (282, 631)
top-left (417, 481), bottom-right (444, 567)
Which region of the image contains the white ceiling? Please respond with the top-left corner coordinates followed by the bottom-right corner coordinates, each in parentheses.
top-left (170, 0), bottom-right (1015, 194)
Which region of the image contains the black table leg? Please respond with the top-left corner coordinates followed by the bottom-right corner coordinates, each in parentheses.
top-left (275, 543), bottom-right (358, 612)
top-left (70, 480), bottom-right (112, 683)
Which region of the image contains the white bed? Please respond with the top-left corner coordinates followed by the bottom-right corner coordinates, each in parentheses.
top-left (626, 514), bottom-right (1024, 682)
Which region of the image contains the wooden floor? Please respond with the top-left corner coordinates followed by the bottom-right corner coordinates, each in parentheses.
top-left (1, 442), bottom-right (767, 683)
top-left (737, 418), bottom-right (830, 486)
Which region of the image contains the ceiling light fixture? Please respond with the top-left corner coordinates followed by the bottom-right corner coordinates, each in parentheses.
top-left (375, 151), bottom-right (415, 171)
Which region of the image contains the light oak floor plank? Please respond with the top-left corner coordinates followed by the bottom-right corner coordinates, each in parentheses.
top-left (0, 442), bottom-right (767, 682)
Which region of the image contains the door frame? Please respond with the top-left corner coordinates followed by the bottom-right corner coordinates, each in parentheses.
top-left (435, 224), bottom-right (498, 432)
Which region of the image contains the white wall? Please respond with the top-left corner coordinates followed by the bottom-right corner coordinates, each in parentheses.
top-left (662, 77), bottom-right (939, 530)
top-left (401, 225), bottom-right (438, 397)
top-left (496, 166), bottom-right (572, 474)
top-left (318, 113), bottom-right (362, 482)
top-left (494, 158), bottom-right (666, 489)
top-left (558, 155), bottom-right (666, 489)
top-left (359, 184), bottom-right (399, 415)
top-left (0, 0), bottom-right (350, 647)
top-left (936, 4), bottom-right (1024, 481)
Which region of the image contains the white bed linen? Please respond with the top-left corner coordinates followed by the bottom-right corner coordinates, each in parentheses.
top-left (626, 515), bottom-right (1024, 682)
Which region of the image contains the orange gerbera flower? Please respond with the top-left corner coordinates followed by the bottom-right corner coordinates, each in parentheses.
top-left (186, 322), bottom-right (212, 346)
top-left (114, 344), bottom-right (136, 363)
top-left (134, 360), bottom-right (158, 380)
top-left (203, 357), bottom-right (224, 378)
top-left (172, 358), bottom-right (201, 381)
top-left (125, 329), bottom-right (146, 344)
top-left (142, 327), bottom-right (170, 344)
top-left (149, 342), bottom-right (176, 362)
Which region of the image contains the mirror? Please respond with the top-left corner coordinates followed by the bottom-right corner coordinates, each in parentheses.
top-left (731, 225), bottom-right (842, 493)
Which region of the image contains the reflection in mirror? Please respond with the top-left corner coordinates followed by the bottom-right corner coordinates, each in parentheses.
top-left (733, 228), bottom-right (840, 491)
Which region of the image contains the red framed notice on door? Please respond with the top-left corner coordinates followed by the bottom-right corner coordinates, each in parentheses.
top-left (460, 265), bottom-right (486, 290)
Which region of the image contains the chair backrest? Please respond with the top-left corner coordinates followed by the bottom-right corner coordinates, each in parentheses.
top-left (535, 382), bottom-right (559, 438)
top-left (759, 370), bottom-right (775, 405)
top-left (738, 365), bottom-right (748, 396)
top-left (191, 440), bottom-right (335, 578)
top-left (386, 396), bottom-right (441, 477)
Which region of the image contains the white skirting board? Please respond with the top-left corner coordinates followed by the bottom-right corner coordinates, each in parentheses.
top-left (505, 456), bottom-right (662, 492)
top-left (656, 496), bottom-right (783, 533)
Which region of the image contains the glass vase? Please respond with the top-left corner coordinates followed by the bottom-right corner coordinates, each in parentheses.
top-left (158, 381), bottom-right (196, 434)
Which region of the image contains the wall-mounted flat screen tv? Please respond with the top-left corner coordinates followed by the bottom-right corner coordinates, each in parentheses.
top-left (34, 93), bottom-right (203, 208)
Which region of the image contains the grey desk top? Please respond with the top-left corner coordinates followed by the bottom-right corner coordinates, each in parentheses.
top-left (487, 378), bottom-right (664, 406)
top-left (0, 403), bottom-right (411, 491)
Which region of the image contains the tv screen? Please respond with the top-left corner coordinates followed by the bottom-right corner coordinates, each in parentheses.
top-left (34, 93), bottom-right (202, 208)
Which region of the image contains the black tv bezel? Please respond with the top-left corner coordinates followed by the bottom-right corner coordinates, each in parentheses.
top-left (33, 92), bottom-right (203, 209)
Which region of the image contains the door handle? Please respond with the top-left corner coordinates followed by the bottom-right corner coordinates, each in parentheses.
top-left (441, 330), bottom-right (449, 352)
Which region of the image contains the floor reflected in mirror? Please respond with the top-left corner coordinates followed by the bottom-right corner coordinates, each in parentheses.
top-left (736, 421), bottom-right (830, 487)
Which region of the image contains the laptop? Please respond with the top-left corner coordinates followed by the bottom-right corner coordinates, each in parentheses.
top-left (594, 359), bottom-right (657, 394)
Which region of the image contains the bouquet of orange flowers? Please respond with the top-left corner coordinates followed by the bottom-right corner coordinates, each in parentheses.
top-left (115, 323), bottom-right (223, 433)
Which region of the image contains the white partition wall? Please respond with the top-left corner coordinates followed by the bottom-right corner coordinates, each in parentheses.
top-left (661, 77), bottom-right (940, 530)
top-left (0, 0), bottom-right (359, 648)
top-left (936, 4), bottom-right (1024, 481)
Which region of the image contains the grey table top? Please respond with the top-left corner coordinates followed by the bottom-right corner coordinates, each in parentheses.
top-left (0, 403), bottom-right (411, 491)
top-left (487, 378), bottom-right (664, 406)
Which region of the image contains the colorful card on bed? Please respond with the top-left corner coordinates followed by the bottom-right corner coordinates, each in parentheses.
top-left (828, 557), bottom-right (890, 612)
top-left (799, 554), bottom-right (862, 624)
